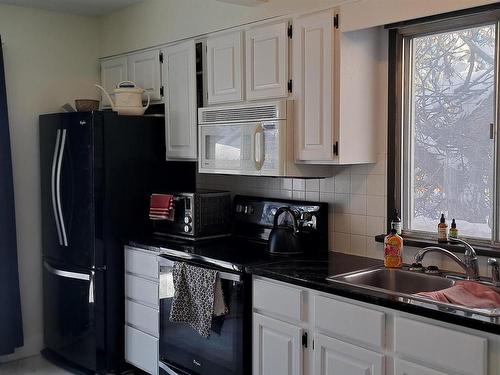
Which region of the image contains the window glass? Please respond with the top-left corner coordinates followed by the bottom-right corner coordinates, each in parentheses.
top-left (408, 24), bottom-right (496, 238)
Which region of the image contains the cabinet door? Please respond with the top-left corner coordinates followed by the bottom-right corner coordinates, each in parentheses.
top-left (246, 22), bottom-right (289, 100)
top-left (162, 41), bottom-right (198, 160)
top-left (127, 49), bottom-right (162, 101)
top-left (293, 9), bottom-right (336, 162)
top-left (394, 359), bottom-right (449, 375)
top-left (100, 56), bottom-right (128, 107)
top-left (207, 32), bottom-right (244, 104)
top-left (253, 313), bottom-right (303, 375)
top-left (314, 334), bottom-right (384, 375)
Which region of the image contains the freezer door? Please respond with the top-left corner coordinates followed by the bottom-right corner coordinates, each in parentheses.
top-left (42, 260), bottom-right (97, 372)
top-left (40, 113), bottom-right (96, 268)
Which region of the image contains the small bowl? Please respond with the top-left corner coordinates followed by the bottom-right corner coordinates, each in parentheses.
top-left (75, 99), bottom-right (100, 112)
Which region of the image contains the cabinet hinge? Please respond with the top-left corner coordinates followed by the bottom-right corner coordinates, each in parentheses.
top-left (287, 79), bottom-right (293, 93)
top-left (333, 141), bottom-right (339, 156)
top-left (302, 332), bottom-right (308, 348)
top-left (288, 23), bottom-right (293, 38)
top-left (159, 52), bottom-right (164, 63)
top-left (160, 86), bottom-right (164, 97)
top-left (334, 14), bottom-right (339, 29)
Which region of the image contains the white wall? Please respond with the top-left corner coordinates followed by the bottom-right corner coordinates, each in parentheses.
top-left (100, 0), bottom-right (349, 56)
top-left (340, 0), bottom-right (500, 31)
top-left (99, 0), bottom-right (499, 57)
top-left (0, 4), bottom-right (100, 362)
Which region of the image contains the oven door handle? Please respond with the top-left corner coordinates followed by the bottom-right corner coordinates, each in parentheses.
top-left (158, 257), bottom-right (243, 283)
top-left (218, 271), bottom-right (242, 283)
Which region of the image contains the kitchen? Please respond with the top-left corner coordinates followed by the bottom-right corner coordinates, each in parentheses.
top-left (1, 0), bottom-right (500, 374)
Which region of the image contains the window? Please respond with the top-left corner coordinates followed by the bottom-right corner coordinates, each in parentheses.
top-left (391, 7), bottom-right (500, 244)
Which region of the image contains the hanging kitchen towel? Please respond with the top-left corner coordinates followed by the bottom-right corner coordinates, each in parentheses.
top-left (169, 262), bottom-right (228, 337)
top-left (149, 194), bottom-right (175, 221)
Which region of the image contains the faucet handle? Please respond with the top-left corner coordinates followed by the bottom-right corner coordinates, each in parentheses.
top-left (487, 258), bottom-right (500, 287)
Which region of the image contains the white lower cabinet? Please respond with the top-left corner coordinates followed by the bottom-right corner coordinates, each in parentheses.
top-left (253, 313), bottom-right (304, 375)
top-left (252, 276), bottom-right (497, 375)
top-left (125, 325), bottom-right (159, 375)
top-left (124, 246), bottom-right (160, 375)
top-left (314, 334), bottom-right (384, 375)
top-left (394, 359), bottom-right (448, 375)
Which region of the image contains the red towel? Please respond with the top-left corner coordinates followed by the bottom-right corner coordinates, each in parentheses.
top-left (149, 194), bottom-right (175, 221)
top-left (417, 280), bottom-right (500, 309)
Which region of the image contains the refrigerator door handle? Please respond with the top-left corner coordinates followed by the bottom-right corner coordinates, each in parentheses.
top-left (56, 129), bottom-right (69, 247)
top-left (43, 261), bottom-right (90, 281)
top-left (51, 129), bottom-right (63, 246)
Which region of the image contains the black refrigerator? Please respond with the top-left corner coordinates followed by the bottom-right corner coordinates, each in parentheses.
top-left (39, 111), bottom-right (196, 374)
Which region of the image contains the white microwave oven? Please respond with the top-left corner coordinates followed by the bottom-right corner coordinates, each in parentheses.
top-left (198, 100), bottom-right (328, 177)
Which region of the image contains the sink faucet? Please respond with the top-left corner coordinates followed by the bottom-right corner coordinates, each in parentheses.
top-left (487, 258), bottom-right (500, 287)
top-left (414, 238), bottom-right (480, 280)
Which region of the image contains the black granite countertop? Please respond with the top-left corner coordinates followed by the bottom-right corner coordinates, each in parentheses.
top-left (129, 236), bottom-right (500, 335)
top-left (248, 252), bottom-right (500, 335)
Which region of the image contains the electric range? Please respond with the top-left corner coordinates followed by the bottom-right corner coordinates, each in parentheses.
top-left (129, 195), bottom-right (328, 375)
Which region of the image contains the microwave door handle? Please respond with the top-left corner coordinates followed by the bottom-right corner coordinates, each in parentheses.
top-left (253, 124), bottom-right (264, 170)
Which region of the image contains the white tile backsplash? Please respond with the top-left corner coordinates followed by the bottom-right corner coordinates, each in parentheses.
top-left (334, 214), bottom-right (350, 233)
top-left (305, 178), bottom-right (320, 192)
top-left (334, 173), bottom-right (351, 194)
top-left (350, 194), bottom-right (367, 215)
top-left (197, 149), bottom-right (391, 262)
top-left (292, 178), bottom-right (305, 191)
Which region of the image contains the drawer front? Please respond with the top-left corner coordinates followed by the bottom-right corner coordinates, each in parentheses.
top-left (126, 274), bottom-right (159, 308)
top-left (253, 278), bottom-right (303, 322)
top-left (125, 325), bottom-right (158, 375)
top-left (314, 295), bottom-right (385, 349)
top-left (394, 317), bottom-right (487, 375)
top-left (126, 300), bottom-right (159, 338)
top-left (125, 247), bottom-right (159, 280)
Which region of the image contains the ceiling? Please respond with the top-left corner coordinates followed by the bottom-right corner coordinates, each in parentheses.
top-left (0, 0), bottom-right (145, 16)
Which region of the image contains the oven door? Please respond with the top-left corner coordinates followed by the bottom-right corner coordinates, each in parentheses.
top-left (158, 257), bottom-right (249, 375)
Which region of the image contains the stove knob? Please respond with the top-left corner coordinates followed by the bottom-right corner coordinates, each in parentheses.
top-left (184, 225), bottom-right (192, 233)
top-left (184, 215), bottom-right (192, 224)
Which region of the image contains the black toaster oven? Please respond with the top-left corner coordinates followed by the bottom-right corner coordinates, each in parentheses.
top-left (151, 190), bottom-right (231, 239)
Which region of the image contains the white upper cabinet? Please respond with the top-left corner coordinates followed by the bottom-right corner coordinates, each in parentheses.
top-left (293, 9), bottom-right (379, 164)
top-left (207, 31), bottom-right (244, 104)
top-left (100, 56), bottom-right (128, 107)
top-left (314, 334), bottom-right (384, 375)
top-left (394, 359), bottom-right (449, 375)
top-left (293, 9), bottom-right (335, 162)
top-left (245, 21), bottom-right (289, 100)
top-left (127, 49), bottom-right (162, 101)
top-left (162, 41), bottom-right (198, 160)
top-left (253, 313), bottom-right (303, 375)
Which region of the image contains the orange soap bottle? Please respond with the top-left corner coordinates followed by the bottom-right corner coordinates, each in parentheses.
top-left (384, 224), bottom-right (403, 268)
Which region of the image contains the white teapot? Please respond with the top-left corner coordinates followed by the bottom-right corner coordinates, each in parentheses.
top-left (95, 81), bottom-right (150, 116)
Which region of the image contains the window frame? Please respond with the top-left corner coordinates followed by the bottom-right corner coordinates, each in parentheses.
top-left (388, 5), bottom-right (500, 249)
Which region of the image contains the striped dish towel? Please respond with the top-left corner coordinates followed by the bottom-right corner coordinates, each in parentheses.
top-left (149, 194), bottom-right (175, 221)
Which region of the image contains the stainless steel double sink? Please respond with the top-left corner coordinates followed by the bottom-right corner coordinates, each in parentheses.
top-left (327, 267), bottom-right (500, 317)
